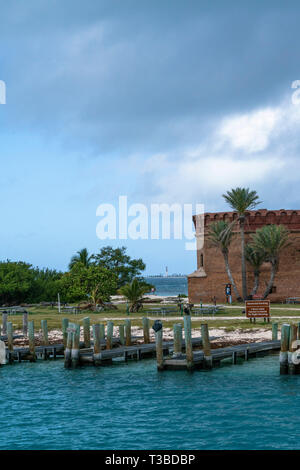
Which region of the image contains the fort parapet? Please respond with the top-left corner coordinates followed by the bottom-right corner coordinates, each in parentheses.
top-left (194, 209), bottom-right (300, 232)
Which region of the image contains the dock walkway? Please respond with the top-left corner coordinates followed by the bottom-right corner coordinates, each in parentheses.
top-left (78, 336), bottom-right (208, 365)
top-left (163, 340), bottom-right (281, 370)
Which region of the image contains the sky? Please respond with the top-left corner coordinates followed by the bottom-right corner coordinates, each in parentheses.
top-left (1, 0), bottom-right (300, 275)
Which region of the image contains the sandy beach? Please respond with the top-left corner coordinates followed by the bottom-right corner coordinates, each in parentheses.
top-left (11, 325), bottom-right (274, 348)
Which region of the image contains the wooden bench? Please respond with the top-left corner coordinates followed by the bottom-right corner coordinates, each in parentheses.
top-left (0, 307), bottom-right (29, 315)
top-left (61, 306), bottom-right (80, 314)
top-left (286, 297), bottom-right (300, 304)
top-left (192, 306), bottom-right (224, 315)
top-left (145, 307), bottom-right (180, 316)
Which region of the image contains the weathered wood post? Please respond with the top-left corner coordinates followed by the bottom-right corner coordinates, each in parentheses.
top-left (201, 323), bottom-right (212, 369)
top-left (62, 318), bottom-right (69, 348)
top-left (28, 320), bottom-right (36, 362)
top-left (71, 324), bottom-right (80, 368)
top-left (173, 323), bottom-right (182, 357)
top-left (64, 332), bottom-right (73, 368)
top-left (64, 324), bottom-right (74, 368)
top-left (289, 323), bottom-right (298, 375)
top-left (0, 340), bottom-right (6, 365)
top-left (100, 324), bottom-right (105, 341)
top-left (23, 311), bottom-right (28, 337)
top-left (125, 319), bottom-right (131, 347)
top-left (184, 315), bottom-right (194, 370)
top-left (280, 323), bottom-right (290, 375)
top-left (93, 324), bottom-right (101, 354)
top-left (2, 312), bottom-right (7, 336)
top-left (142, 317), bottom-right (150, 344)
top-left (272, 322), bottom-right (278, 341)
top-left (106, 321), bottom-right (114, 350)
top-left (83, 317), bottom-right (90, 348)
top-left (154, 321), bottom-right (164, 370)
top-left (93, 324), bottom-right (101, 366)
top-left (41, 320), bottom-right (49, 346)
top-left (119, 324), bottom-right (125, 346)
top-left (232, 351), bottom-right (237, 365)
top-left (7, 322), bottom-right (13, 363)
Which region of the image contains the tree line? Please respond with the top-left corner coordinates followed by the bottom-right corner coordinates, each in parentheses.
top-left (0, 246), bottom-right (148, 305)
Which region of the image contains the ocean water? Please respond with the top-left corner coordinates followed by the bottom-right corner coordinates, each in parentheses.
top-left (145, 276), bottom-right (188, 296)
top-left (1, 354), bottom-right (300, 450)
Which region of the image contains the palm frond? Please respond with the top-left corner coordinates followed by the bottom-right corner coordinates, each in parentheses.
top-left (222, 187), bottom-right (261, 215)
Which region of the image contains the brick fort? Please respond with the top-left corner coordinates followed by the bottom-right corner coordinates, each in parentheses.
top-left (188, 209), bottom-right (300, 303)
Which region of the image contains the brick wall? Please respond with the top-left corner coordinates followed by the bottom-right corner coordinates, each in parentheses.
top-left (188, 209), bottom-right (300, 303)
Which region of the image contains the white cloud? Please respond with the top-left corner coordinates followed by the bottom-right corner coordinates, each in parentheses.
top-left (145, 155), bottom-right (284, 204)
top-left (138, 98), bottom-right (300, 206)
top-left (219, 107), bottom-right (281, 153)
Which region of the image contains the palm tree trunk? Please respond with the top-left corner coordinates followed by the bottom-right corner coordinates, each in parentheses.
top-left (263, 262), bottom-right (276, 299)
top-left (223, 251), bottom-right (242, 301)
top-left (250, 270), bottom-right (260, 296)
top-left (240, 219), bottom-right (248, 300)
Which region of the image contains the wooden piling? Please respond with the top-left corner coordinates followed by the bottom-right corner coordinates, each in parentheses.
top-left (106, 321), bottom-right (114, 350)
top-left (62, 318), bottom-right (69, 348)
top-left (272, 322), bottom-right (278, 341)
top-left (2, 312), bottom-right (7, 336)
top-left (93, 324), bottom-right (102, 366)
top-left (201, 323), bottom-right (212, 369)
top-left (100, 324), bottom-right (105, 341)
top-left (93, 324), bottom-right (101, 354)
top-left (142, 317), bottom-right (150, 344)
top-left (64, 328), bottom-right (73, 368)
top-left (41, 320), bottom-right (49, 346)
top-left (232, 351), bottom-right (237, 365)
top-left (83, 317), bottom-right (90, 348)
top-left (184, 315), bottom-right (194, 370)
top-left (155, 327), bottom-right (164, 370)
top-left (7, 322), bottom-right (13, 357)
top-left (119, 324), bottom-right (125, 346)
top-left (289, 323), bottom-right (298, 375)
top-left (173, 323), bottom-right (182, 357)
top-left (28, 320), bottom-right (36, 362)
top-left (71, 324), bottom-right (80, 368)
top-left (0, 340), bottom-right (6, 365)
top-left (23, 311), bottom-right (28, 336)
top-left (125, 319), bottom-right (131, 347)
top-left (280, 323), bottom-right (290, 375)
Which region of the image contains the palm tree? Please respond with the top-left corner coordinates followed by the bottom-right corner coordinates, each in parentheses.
top-left (250, 224), bottom-right (290, 299)
top-left (208, 220), bottom-right (242, 301)
top-left (119, 278), bottom-right (151, 312)
top-left (222, 187), bottom-right (261, 300)
top-left (245, 244), bottom-right (266, 296)
top-left (69, 248), bottom-right (93, 270)
top-left (89, 284), bottom-right (104, 310)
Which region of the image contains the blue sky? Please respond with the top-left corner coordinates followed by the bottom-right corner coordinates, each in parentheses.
top-left (1, 0), bottom-right (300, 275)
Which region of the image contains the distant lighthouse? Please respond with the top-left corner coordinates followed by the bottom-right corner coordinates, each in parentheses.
top-left (165, 266), bottom-right (168, 277)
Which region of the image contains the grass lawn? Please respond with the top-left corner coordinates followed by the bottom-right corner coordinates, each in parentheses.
top-left (4, 302), bottom-right (300, 332)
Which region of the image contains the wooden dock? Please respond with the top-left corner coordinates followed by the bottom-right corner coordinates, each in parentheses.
top-left (162, 340), bottom-right (281, 370)
top-left (78, 336), bottom-right (208, 366)
top-left (153, 317), bottom-right (282, 372)
top-left (0, 313), bottom-right (289, 374)
top-left (2, 336), bottom-right (142, 364)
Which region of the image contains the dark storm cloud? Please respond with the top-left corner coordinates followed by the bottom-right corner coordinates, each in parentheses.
top-left (1, 0), bottom-right (300, 154)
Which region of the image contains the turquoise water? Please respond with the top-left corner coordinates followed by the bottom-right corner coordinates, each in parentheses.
top-left (1, 354), bottom-right (300, 450)
top-left (145, 277), bottom-right (188, 296)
